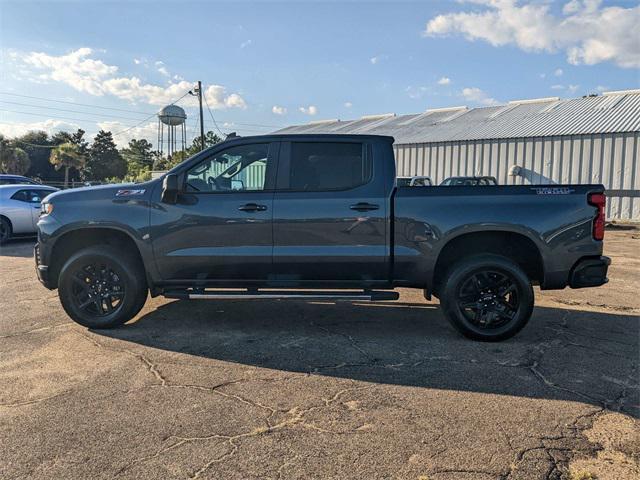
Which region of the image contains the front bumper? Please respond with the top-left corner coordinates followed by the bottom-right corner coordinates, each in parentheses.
top-left (34, 242), bottom-right (54, 289)
top-left (569, 256), bottom-right (611, 289)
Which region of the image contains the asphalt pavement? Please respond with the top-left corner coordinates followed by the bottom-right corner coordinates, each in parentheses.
top-left (1, 230), bottom-right (638, 479)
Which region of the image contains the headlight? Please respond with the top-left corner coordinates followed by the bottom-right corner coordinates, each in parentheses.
top-left (41, 202), bottom-right (54, 215)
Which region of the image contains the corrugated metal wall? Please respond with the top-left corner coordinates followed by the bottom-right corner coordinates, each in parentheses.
top-left (394, 132), bottom-right (640, 221)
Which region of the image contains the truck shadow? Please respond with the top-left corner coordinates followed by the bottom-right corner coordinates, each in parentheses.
top-left (97, 298), bottom-right (639, 417)
top-left (0, 238), bottom-right (36, 258)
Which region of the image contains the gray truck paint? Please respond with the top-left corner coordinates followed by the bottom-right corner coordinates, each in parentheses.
top-left (35, 134), bottom-right (606, 294)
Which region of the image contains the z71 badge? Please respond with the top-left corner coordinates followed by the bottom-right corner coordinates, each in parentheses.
top-left (532, 187), bottom-right (574, 195)
top-left (115, 189), bottom-right (146, 197)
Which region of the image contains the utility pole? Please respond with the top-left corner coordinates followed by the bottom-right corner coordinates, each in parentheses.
top-left (197, 81), bottom-right (205, 151)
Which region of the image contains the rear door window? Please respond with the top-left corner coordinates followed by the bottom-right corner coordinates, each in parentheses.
top-left (284, 142), bottom-right (371, 191)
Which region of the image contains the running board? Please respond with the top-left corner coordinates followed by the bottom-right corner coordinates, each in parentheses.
top-left (163, 289), bottom-right (399, 301)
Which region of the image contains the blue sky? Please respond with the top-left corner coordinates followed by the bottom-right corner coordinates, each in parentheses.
top-left (1, 0), bottom-right (638, 146)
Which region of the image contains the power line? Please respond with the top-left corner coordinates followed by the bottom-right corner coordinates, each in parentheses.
top-left (202, 94), bottom-right (226, 137)
top-left (0, 100), bottom-right (154, 122)
top-left (0, 108), bottom-right (145, 128)
top-left (108, 87), bottom-right (192, 137)
top-left (0, 91), bottom-right (155, 116)
top-left (110, 112), bottom-right (158, 137)
top-left (0, 91), bottom-right (286, 129)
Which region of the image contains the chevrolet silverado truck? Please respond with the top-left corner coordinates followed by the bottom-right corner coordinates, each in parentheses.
top-left (35, 134), bottom-right (610, 341)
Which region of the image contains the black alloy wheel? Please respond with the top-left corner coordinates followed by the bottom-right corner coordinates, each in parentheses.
top-left (440, 254), bottom-right (534, 341)
top-left (70, 262), bottom-right (125, 317)
top-left (456, 270), bottom-right (519, 330)
top-left (58, 245), bottom-right (148, 329)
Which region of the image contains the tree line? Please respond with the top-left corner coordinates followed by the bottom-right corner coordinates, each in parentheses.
top-left (0, 129), bottom-right (222, 187)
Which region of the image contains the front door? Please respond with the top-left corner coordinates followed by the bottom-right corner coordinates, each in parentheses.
top-left (271, 140), bottom-right (389, 285)
top-left (151, 142), bottom-right (278, 283)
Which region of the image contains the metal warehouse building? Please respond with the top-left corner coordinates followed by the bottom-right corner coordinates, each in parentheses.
top-left (277, 89), bottom-right (640, 221)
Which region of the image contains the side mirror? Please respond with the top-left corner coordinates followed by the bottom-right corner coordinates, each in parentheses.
top-left (161, 173), bottom-right (180, 204)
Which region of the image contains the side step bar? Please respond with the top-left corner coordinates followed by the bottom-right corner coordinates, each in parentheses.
top-left (163, 289), bottom-right (399, 301)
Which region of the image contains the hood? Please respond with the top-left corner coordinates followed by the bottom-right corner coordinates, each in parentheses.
top-left (43, 179), bottom-right (158, 203)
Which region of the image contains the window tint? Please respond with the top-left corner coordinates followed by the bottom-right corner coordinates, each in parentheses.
top-left (11, 189), bottom-right (52, 203)
top-left (288, 142), bottom-right (370, 192)
top-left (186, 144), bottom-right (269, 192)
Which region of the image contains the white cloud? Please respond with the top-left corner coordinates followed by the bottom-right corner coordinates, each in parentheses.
top-left (133, 58), bottom-right (141, 65)
top-left (406, 85), bottom-right (430, 99)
top-left (539, 73), bottom-right (546, 78)
top-left (20, 48), bottom-right (247, 108)
top-left (240, 39), bottom-right (252, 49)
top-left (272, 105), bottom-right (287, 115)
top-left (370, 54), bottom-right (388, 65)
top-left (0, 119), bottom-right (80, 138)
top-left (424, 0), bottom-right (640, 68)
top-left (595, 85), bottom-right (609, 92)
top-left (554, 68), bottom-right (564, 76)
top-left (550, 84), bottom-right (581, 94)
top-left (344, 101), bottom-right (353, 108)
top-left (155, 61), bottom-right (169, 77)
top-left (205, 86), bottom-right (247, 109)
top-left (96, 121), bottom-right (157, 148)
top-left (299, 105), bottom-right (318, 115)
top-left (437, 76), bottom-right (451, 85)
top-left (24, 47), bottom-right (118, 96)
top-left (461, 87), bottom-right (499, 106)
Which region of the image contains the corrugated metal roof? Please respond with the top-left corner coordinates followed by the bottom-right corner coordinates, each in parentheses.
top-left (275, 91), bottom-right (640, 144)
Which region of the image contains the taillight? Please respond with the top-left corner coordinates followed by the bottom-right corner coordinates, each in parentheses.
top-left (588, 192), bottom-right (606, 241)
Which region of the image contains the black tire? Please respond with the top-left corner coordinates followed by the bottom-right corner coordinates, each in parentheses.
top-left (58, 245), bottom-right (148, 329)
top-left (0, 217), bottom-right (12, 245)
top-left (440, 254), bottom-right (534, 341)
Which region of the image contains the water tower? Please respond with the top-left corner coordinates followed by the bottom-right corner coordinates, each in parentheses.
top-left (157, 104), bottom-right (187, 157)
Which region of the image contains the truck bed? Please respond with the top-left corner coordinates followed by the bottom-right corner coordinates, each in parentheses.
top-left (392, 184), bottom-right (605, 290)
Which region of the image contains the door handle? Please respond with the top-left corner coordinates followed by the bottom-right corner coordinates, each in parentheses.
top-left (349, 202), bottom-right (379, 211)
top-left (238, 203), bottom-right (267, 212)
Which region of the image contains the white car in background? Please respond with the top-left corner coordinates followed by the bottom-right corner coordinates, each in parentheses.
top-left (0, 185), bottom-right (58, 244)
top-left (397, 175), bottom-right (433, 187)
top-left (0, 174), bottom-right (43, 186)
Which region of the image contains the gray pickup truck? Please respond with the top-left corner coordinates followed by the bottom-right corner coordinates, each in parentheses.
top-left (35, 134), bottom-right (609, 341)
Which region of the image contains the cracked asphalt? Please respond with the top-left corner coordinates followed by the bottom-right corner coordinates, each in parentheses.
top-left (1, 230), bottom-right (639, 480)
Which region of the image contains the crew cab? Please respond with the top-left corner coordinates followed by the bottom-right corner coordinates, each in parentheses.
top-left (35, 134), bottom-right (610, 341)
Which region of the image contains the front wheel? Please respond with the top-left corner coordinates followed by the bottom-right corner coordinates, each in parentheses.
top-left (58, 245), bottom-right (148, 329)
top-left (440, 254), bottom-right (534, 341)
top-left (0, 217), bottom-right (11, 244)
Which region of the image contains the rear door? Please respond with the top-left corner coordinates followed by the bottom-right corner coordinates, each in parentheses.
top-left (271, 139), bottom-right (388, 285)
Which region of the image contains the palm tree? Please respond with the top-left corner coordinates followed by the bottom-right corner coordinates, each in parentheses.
top-left (49, 143), bottom-right (85, 188)
top-left (0, 136), bottom-right (30, 175)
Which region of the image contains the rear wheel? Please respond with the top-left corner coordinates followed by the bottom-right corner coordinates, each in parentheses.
top-left (440, 254), bottom-right (534, 341)
top-left (0, 217), bottom-right (11, 244)
top-left (58, 245), bottom-right (147, 328)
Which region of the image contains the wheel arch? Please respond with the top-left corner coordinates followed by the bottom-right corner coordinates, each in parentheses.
top-left (0, 214), bottom-right (13, 242)
top-left (48, 226), bottom-right (149, 290)
top-left (431, 230), bottom-right (544, 296)
top-left (0, 214), bottom-right (13, 229)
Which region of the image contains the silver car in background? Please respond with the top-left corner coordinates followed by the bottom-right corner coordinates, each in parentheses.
top-left (0, 185), bottom-right (58, 244)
